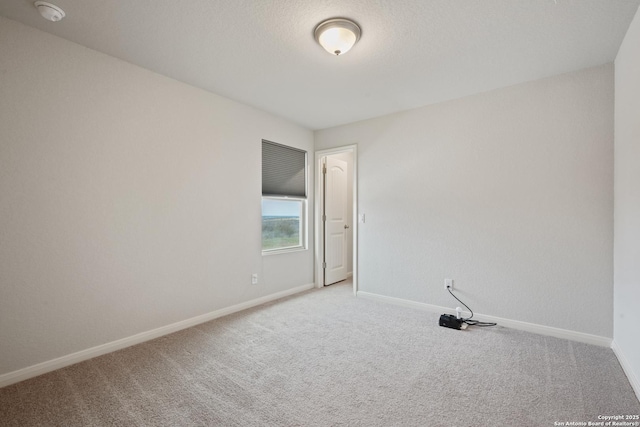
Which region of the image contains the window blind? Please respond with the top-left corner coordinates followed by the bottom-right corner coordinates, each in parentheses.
top-left (262, 140), bottom-right (307, 198)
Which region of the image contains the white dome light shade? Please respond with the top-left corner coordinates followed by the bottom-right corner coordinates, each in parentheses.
top-left (314, 18), bottom-right (361, 56)
top-left (318, 27), bottom-right (357, 55)
top-left (34, 1), bottom-right (65, 22)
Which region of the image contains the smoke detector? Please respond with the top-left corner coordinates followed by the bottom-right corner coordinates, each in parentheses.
top-left (34, 2), bottom-right (65, 22)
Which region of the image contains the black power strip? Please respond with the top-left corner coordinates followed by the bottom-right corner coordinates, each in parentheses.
top-left (439, 314), bottom-right (463, 330)
top-left (439, 286), bottom-right (497, 329)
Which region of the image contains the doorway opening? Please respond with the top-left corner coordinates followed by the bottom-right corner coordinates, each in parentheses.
top-left (314, 145), bottom-right (357, 295)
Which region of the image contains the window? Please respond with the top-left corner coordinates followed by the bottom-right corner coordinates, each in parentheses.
top-left (262, 140), bottom-right (307, 252)
top-left (262, 198), bottom-right (304, 251)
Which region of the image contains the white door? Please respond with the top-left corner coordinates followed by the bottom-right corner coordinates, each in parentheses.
top-left (324, 156), bottom-right (349, 285)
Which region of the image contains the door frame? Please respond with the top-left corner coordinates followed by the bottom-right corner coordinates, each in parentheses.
top-left (314, 144), bottom-right (358, 295)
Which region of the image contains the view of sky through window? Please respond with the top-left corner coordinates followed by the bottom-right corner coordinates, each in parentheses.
top-left (262, 199), bottom-right (301, 217)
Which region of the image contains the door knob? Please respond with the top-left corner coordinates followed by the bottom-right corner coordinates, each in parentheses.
top-left (344, 224), bottom-right (350, 229)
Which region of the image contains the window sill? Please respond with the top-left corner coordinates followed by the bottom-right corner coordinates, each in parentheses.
top-left (262, 247), bottom-right (307, 256)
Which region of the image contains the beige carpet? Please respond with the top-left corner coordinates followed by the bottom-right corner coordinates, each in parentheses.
top-left (1, 282), bottom-right (638, 426)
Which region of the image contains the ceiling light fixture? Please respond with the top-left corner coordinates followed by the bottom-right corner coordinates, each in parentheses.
top-left (314, 18), bottom-right (361, 56)
top-left (34, 1), bottom-right (65, 22)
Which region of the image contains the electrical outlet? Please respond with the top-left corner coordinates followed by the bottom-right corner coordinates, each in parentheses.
top-left (444, 278), bottom-right (453, 290)
top-left (251, 273), bottom-right (258, 285)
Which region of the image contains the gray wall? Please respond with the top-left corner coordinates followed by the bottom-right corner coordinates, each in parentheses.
top-left (316, 64), bottom-right (614, 337)
top-left (0, 17), bottom-right (314, 376)
top-left (614, 5), bottom-right (640, 397)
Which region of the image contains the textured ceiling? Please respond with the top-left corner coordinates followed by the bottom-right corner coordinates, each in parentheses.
top-left (1, 0), bottom-right (639, 129)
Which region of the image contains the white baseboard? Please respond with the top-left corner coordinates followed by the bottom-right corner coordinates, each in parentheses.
top-left (0, 283), bottom-right (314, 389)
top-left (611, 340), bottom-right (640, 402)
top-left (356, 291), bottom-right (612, 347)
